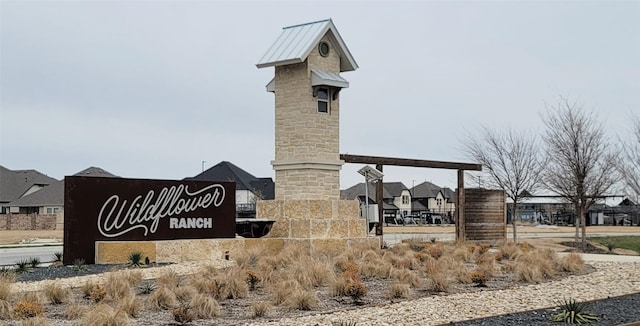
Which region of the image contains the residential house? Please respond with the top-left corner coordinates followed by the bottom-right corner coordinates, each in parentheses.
top-left (3, 166), bottom-right (118, 215)
top-left (187, 161), bottom-right (274, 218)
top-left (340, 182), bottom-right (411, 223)
top-left (0, 165), bottom-right (58, 214)
top-left (409, 181), bottom-right (456, 221)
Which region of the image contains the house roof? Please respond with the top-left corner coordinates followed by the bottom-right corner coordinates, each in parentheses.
top-left (256, 19), bottom-right (358, 72)
top-left (6, 166), bottom-right (118, 208)
top-left (0, 165), bottom-right (58, 203)
top-left (340, 182), bottom-right (409, 203)
top-left (187, 161), bottom-right (275, 200)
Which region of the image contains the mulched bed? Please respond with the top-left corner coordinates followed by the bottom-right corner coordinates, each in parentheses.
top-left (451, 292), bottom-right (640, 326)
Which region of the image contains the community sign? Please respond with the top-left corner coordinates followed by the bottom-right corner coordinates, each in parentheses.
top-left (63, 176), bottom-right (236, 264)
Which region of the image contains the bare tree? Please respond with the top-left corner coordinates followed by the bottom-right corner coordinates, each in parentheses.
top-left (462, 126), bottom-right (546, 242)
top-left (541, 97), bottom-right (618, 245)
top-left (618, 113), bottom-right (640, 203)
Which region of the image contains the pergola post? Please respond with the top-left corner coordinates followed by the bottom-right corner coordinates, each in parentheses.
top-left (375, 164), bottom-right (384, 236)
top-left (456, 169), bottom-right (465, 242)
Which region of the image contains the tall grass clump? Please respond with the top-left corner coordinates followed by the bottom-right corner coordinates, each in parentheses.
top-left (390, 267), bottom-right (423, 288)
top-left (80, 304), bottom-right (129, 326)
top-left (43, 282), bottom-right (71, 304)
top-left (64, 303), bottom-right (89, 320)
top-left (269, 279), bottom-right (302, 306)
top-left (147, 286), bottom-right (178, 310)
top-left (386, 282), bottom-right (412, 299)
top-left (0, 273), bottom-right (14, 319)
top-left (284, 288), bottom-right (320, 311)
top-left (249, 301), bottom-right (271, 318)
top-left (189, 293), bottom-right (222, 318)
top-left (559, 253), bottom-right (585, 272)
top-left (117, 295), bottom-right (142, 318)
top-left (12, 300), bottom-right (44, 319)
top-left (105, 272), bottom-right (134, 301)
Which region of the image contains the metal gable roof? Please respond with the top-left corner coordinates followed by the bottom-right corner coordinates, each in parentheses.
top-left (256, 19), bottom-right (358, 72)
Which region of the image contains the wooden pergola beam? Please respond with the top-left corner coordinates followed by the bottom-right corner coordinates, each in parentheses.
top-left (340, 153), bottom-right (482, 243)
top-left (340, 154), bottom-right (482, 171)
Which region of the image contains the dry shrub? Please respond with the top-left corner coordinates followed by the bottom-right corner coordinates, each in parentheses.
top-left (340, 262), bottom-right (360, 280)
top-left (121, 270), bottom-right (143, 286)
top-left (235, 247), bottom-right (264, 269)
top-left (361, 249), bottom-right (382, 263)
top-left (424, 259), bottom-right (452, 292)
top-left (345, 279), bottom-right (368, 302)
top-left (390, 268), bottom-right (423, 288)
top-left (0, 276), bottom-right (12, 301)
top-left (498, 241), bottom-right (520, 260)
top-left (157, 269), bottom-right (181, 289)
top-left (246, 269), bottom-right (261, 290)
top-left (386, 282), bottom-right (412, 299)
top-left (512, 261), bottom-right (543, 282)
top-left (249, 300), bottom-right (271, 318)
top-left (81, 304), bottom-right (129, 326)
top-left (18, 316), bottom-right (50, 326)
top-left (513, 249), bottom-right (560, 282)
top-left (222, 267), bottom-right (249, 299)
top-left (117, 295), bottom-right (142, 318)
top-left (360, 258), bottom-right (392, 279)
top-left (13, 301), bottom-right (44, 319)
top-left (402, 236), bottom-right (428, 252)
top-left (470, 269), bottom-right (490, 286)
top-left (105, 272), bottom-right (133, 301)
top-left (173, 285), bottom-right (198, 302)
top-left (64, 303), bottom-right (89, 320)
top-left (147, 286), bottom-right (178, 310)
top-left (269, 279), bottom-right (301, 305)
top-left (171, 304), bottom-right (193, 325)
top-left (476, 243), bottom-right (491, 255)
top-left (452, 244), bottom-right (474, 262)
top-left (560, 253), bottom-right (585, 272)
top-left (519, 242), bottom-right (533, 252)
top-left (439, 256), bottom-right (472, 284)
top-left (0, 299), bottom-right (11, 319)
top-left (426, 243), bottom-right (445, 259)
top-left (81, 280), bottom-right (95, 298)
top-left (330, 276), bottom-right (351, 297)
top-left (189, 293), bottom-right (222, 319)
top-left (19, 292), bottom-right (41, 305)
top-left (43, 282), bottom-right (71, 304)
top-left (288, 257), bottom-right (335, 288)
top-left (283, 288), bottom-right (319, 311)
top-left (392, 252), bottom-right (421, 270)
top-left (89, 284), bottom-right (107, 303)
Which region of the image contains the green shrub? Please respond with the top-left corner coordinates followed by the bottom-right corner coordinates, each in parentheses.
top-left (127, 251), bottom-right (145, 268)
top-left (15, 259), bottom-right (31, 273)
top-left (549, 298), bottom-right (599, 324)
top-left (29, 257), bottom-right (41, 268)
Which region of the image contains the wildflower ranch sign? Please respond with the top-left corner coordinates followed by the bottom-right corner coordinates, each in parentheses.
top-left (63, 176), bottom-right (236, 264)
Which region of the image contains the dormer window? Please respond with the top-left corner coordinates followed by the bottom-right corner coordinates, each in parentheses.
top-left (317, 87), bottom-right (330, 113)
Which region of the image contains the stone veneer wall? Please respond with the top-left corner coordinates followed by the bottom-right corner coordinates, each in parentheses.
top-left (272, 33), bottom-right (344, 201)
top-left (95, 199), bottom-right (381, 264)
top-left (0, 214), bottom-right (57, 230)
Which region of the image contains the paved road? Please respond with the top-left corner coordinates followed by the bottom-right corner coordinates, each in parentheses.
top-left (0, 245), bottom-right (62, 266)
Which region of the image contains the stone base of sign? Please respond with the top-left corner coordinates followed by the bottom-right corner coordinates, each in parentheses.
top-left (94, 199), bottom-right (381, 264)
top-left (95, 241), bottom-right (157, 264)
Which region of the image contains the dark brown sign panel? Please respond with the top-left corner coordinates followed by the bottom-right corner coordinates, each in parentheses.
top-left (63, 176), bottom-right (236, 264)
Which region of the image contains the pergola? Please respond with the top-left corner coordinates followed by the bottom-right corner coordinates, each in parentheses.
top-left (340, 154), bottom-right (482, 241)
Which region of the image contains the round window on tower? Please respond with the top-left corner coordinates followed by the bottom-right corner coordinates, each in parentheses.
top-left (318, 41), bottom-right (330, 57)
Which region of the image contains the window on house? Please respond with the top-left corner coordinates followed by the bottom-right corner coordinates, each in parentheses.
top-left (317, 87), bottom-right (330, 113)
top-left (402, 195), bottom-right (409, 204)
top-left (46, 207), bottom-right (59, 214)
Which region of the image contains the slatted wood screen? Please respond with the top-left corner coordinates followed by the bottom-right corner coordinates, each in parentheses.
top-left (463, 188), bottom-right (506, 241)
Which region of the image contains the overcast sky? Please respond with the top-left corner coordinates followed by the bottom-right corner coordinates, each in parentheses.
top-left (1, 1), bottom-right (638, 191)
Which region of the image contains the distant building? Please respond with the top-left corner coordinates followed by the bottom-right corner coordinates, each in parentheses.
top-left (2, 166), bottom-right (117, 215)
top-left (0, 165), bottom-right (59, 214)
top-left (187, 161), bottom-right (274, 218)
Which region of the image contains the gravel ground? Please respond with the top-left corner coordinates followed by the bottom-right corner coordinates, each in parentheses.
top-left (14, 263), bottom-right (172, 283)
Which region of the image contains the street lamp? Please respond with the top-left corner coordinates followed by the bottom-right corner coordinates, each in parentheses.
top-left (358, 166), bottom-right (384, 235)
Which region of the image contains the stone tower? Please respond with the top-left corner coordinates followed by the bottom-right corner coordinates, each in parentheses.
top-left (256, 19), bottom-right (357, 201)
